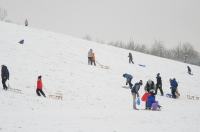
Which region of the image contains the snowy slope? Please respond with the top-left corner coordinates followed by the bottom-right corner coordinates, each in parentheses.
top-left (0, 21), bottom-right (200, 132)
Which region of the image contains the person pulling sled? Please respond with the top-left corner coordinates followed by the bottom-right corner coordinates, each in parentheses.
top-left (36, 75), bottom-right (46, 97)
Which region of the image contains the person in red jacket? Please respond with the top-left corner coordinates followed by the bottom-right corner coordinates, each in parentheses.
top-left (36, 75), bottom-right (46, 97)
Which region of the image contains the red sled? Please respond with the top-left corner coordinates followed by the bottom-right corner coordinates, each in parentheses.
top-left (141, 92), bottom-right (150, 102)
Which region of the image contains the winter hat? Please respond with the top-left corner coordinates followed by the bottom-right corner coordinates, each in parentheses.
top-left (148, 80), bottom-right (152, 85)
top-left (139, 80), bottom-right (143, 85)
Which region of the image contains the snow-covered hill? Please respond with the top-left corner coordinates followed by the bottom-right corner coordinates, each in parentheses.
top-left (0, 21), bottom-right (200, 132)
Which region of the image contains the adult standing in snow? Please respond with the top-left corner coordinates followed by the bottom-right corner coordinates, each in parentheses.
top-left (88, 49), bottom-right (93, 65)
top-left (128, 53), bottom-right (134, 64)
top-left (131, 80), bottom-right (143, 110)
top-left (1, 65), bottom-right (9, 90)
top-left (144, 79), bottom-right (156, 93)
top-left (123, 73), bottom-right (133, 88)
top-left (169, 78), bottom-right (179, 99)
top-left (91, 52), bottom-right (96, 66)
top-left (155, 73), bottom-right (164, 96)
top-left (187, 66), bottom-right (192, 75)
top-left (36, 75), bottom-right (46, 97)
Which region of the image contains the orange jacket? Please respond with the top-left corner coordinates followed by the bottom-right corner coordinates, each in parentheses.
top-left (37, 79), bottom-right (43, 89)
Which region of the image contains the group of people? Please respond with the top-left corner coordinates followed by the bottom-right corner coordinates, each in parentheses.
top-left (1, 65), bottom-right (46, 97)
top-left (123, 72), bottom-right (181, 110)
top-left (88, 49), bottom-right (96, 66)
top-left (1, 47), bottom-right (193, 103)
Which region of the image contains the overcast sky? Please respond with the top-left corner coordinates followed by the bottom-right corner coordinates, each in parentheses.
top-left (1, 0), bottom-right (200, 51)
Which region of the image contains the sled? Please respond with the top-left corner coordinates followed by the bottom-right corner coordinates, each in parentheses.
top-left (99, 65), bottom-right (109, 69)
top-left (187, 95), bottom-right (200, 100)
top-left (166, 93), bottom-right (173, 98)
top-left (138, 64), bottom-right (146, 67)
top-left (122, 86), bottom-right (130, 89)
top-left (141, 92), bottom-right (149, 101)
top-left (8, 88), bottom-right (23, 94)
top-left (48, 92), bottom-right (63, 100)
top-left (96, 61), bottom-right (110, 69)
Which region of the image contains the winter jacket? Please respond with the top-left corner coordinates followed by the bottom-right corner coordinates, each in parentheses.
top-left (128, 53), bottom-right (132, 59)
top-left (88, 49), bottom-right (93, 57)
top-left (1, 65), bottom-right (9, 80)
top-left (131, 83), bottom-right (140, 94)
top-left (123, 73), bottom-right (133, 83)
top-left (144, 81), bottom-right (155, 92)
top-left (170, 79), bottom-right (178, 89)
top-left (37, 79), bottom-right (43, 90)
top-left (146, 94), bottom-right (156, 108)
top-left (156, 75), bottom-right (162, 85)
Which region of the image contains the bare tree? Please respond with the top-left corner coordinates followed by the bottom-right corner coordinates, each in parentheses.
top-left (150, 40), bottom-right (166, 57)
top-left (0, 8), bottom-right (7, 21)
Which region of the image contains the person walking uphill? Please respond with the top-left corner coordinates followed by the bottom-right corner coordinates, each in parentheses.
top-left (128, 53), bottom-right (134, 64)
top-left (36, 75), bottom-right (46, 97)
top-left (88, 49), bottom-right (93, 65)
top-left (1, 65), bottom-right (9, 90)
top-left (131, 80), bottom-right (143, 110)
top-left (187, 66), bottom-right (192, 75)
top-left (155, 73), bottom-right (164, 96)
top-left (123, 73), bottom-right (133, 88)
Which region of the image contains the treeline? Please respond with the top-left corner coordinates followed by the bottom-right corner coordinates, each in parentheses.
top-left (83, 35), bottom-right (200, 66)
top-left (0, 7), bottom-right (13, 23)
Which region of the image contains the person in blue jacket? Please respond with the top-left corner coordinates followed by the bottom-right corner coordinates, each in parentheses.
top-left (123, 73), bottom-right (133, 88)
top-left (169, 78), bottom-right (179, 98)
top-left (146, 89), bottom-right (161, 110)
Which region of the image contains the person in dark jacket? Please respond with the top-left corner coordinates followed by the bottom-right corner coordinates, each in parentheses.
top-left (123, 73), bottom-right (133, 88)
top-left (187, 66), bottom-right (192, 75)
top-left (1, 65), bottom-right (9, 90)
top-left (155, 73), bottom-right (164, 96)
top-left (144, 79), bottom-right (156, 93)
top-left (128, 53), bottom-right (134, 64)
top-left (36, 75), bottom-right (46, 97)
top-left (169, 78), bottom-right (179, 99)
top-left (131, 80), bottom-right (143, 110)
